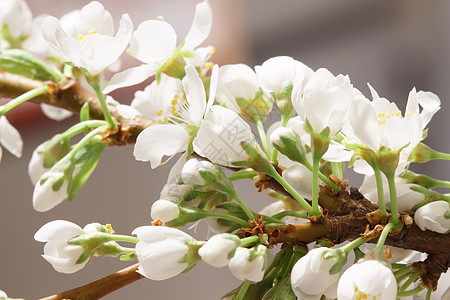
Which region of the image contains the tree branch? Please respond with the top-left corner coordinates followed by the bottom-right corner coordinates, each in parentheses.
top-left (39, 263), bottom-right (143, 300)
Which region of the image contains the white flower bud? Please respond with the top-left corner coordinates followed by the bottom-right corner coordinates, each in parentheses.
top-left (205, 208), bottom-right (232, 234)
top-left (132, 226), bottom-right (194, 281)
top-left (337, 260), bottom-right (397, 300)
top-left (291, 247), bottom-right (340, 299)
top-left (414, 201), bottom-right (450, 234)
top-left (180, 158), bottom-right (216, 186)
top-left (34, 220), bottom-right (88, 274)
top-left (28, 150), bottom-right (48, 185)
top-left (151, 200), bottom-right (180, 223)
top-left (228, 246), bottom-right (266, 282)
top-left (32, 178), bottom-right (69, 212)
top-left (198, 233), bottom-right (240, 268)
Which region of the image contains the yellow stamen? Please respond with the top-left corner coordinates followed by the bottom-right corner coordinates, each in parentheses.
top-left (378, 112), bottom-right (384, 117)
top-left (406, 112), bottom-right (412, 116)
top-left (126, 48), bottom-right (131, 55)
top-left (395, 110), bottom-right (401, 117)
top-left (156, 108), bottom-right (163, 116)
top-left (172, 110), bottom-right (179, 117)
top-left (208, 47), bottom-right (216, 55)
top-left (157, 15), bottom-right (164, 20)
top-left (77, 34), bottom-right (84, 42)
top-left (88, 29), bottom-right (96, 35)
top-left (204, 62), bottom-right (214, 69)
top-left (182, 98), bottom-right (187, 104)
top-left (171, 98), bottom-right (178, 105)
top-left (386, 110), bottom-right (391, 118)
top-left (105, 224), bottom-right (112, 233)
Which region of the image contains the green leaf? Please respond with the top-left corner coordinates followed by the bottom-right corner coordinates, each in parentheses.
top-left (68, 144), bottom-right (105, 200)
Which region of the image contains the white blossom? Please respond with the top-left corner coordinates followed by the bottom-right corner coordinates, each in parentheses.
top-left (0, 116), bottom-right (23, 162)
top-left (198, 233), bottom-right (240, 268)
top-left (228, 245), bottom-right (266, 282)
top-left (0, 0), bottom-right (32, 40)
top-left (42, 1), bottom-right (133, 75)
top-left (414, 201), bottom-right (450, 234)
top-left (34, 220), bottom-right (87, 274)
top-left (150, 200), bottom-right (180, 224)
top-left (292, 68), bottom-right (352, 136)
top-left (180, 158), bottom-right (216, 186)
top-left (255, 56), bottom-right (312, 95)
top-left (133, 64), bottom-right (218, 168)
top-left (103, 0), bottom-right (212, 93)
top-left (337, 260), bottom-right (397, 300)
top-left (291, 247), bottom-right (340, 300)
top-left (132, 226), bottom-right (193, 281)
top-left (193, 105), bottom-right (256, 167)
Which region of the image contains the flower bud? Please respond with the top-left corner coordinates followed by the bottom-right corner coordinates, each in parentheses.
top-left (181, 158), bottom-right (216, 186)
top-left (291, 247), bottom-right (340, 299)
top-left (228, 245), bottom-right (266, 282)
top-left (32, 177), bottom-right (69, 212)
top-left (34, 220), bottom-right (88, 274)
top-left (151, 200), bottom-right (180, 223)
top-left (132, 226), bottom-right (201, 281)
top-left (270, 127), bottom-right (308, 165)
top-left (28, 149), bottom-right (47, 185)
top-left (414, 201), bottom-right (450, 233)
top-left (198, 233), bottom-right (240, 268)
top-left (337, 260), bottom-right (397, 300)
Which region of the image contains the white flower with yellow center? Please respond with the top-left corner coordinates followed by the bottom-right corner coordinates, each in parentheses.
top-left (349, 84), bottom-right (440, 153)
top-left (337, 260), bottom-right (397, 300)
top-left (133, 64), bottom-right (218, 168)
top-left (103, 0), bottom-right (212, 93)
top-left (42, 1), bottom-right (133, 75)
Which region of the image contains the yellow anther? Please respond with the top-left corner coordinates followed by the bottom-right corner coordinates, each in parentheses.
top-left (174, 94), bottom-right (179, 100)
top-left (406, 112), bottom-right (412, 116)
top-left (377, 119), bottom-right (387, 125)
top-left (77, 34), bottom-right (84, 42)
top-left (164, 117), bottom-right (168, 123)
top-left (204, 62), bottom-right (214, 69)
top-left (172, 110), bottom-right (179, 117)
top-left (157, 15), bottom-right (164, 20)
top-left (395, 110), bottom-right (401, 117)
top-left (158, 162), bottom-right (163, 166)
top-left (208, 47), bottom-right (216, 55)
top-left (156, 108), bottom-right (163, 116)
top-left (378, 112), bottom-right (384, 117)
top-left (171, 98), bottom-right (178, 105)
top-left (182, 98), bottom-right (187, 104)
top-left (342, 139), bottom-right (348, 145)
top-left (88, 29), bottom-right (96, 35)
top-left (386, 110), bottom-right (391, 118)
top-left (105, 224), bottom-right (112, 233)
top-left (126, 48), bottom-right (131, 55)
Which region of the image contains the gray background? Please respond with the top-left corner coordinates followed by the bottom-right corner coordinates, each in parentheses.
top-left (1, 0), bottom-right (449, 299)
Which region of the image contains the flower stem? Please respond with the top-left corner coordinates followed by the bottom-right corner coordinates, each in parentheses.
top-left (425, 287), bottom-right (432, 300)
top-left (374, 222), bottom-right (395, 254)
top-left (69, 125), bottom-right (108, 159)
top-left (0, 85), bottom-right (48, 115)
top-left (341, 236), bottom-right (367, 255)
top-left (206, 211), bottom-right (250, 228)
top-left (228, 169), bottom-right (257, 181)
top-left (92, 84), bottom-right (116, 131)
top-left (372, 165), bottom-right (387, 215)
top-left (60, 120), bottom-right (109, 140)
top-left (386, 172), bottom-right (400, 226)
top-left (393, 265), bottom-right (412, 278)
top-left (235, 280), bottom-right (251, 300)
top-left (271, 210), bottom-right (308, 220)
top-left (271, 115), bottom-right (289, 161)
top-left (229, 190), bottom-right (255, 220)
top-left (239, 235), bottom-right (261, 248)
top-left (302, 160), bottom-right (340, 191)
top-left (398, 270), bottom-right (421, 292)
top-left (107, 234), bottom-right (140, 244)
top-left (269, 171), bottom-right (314, 215)
top-left (311, 156), bottom-right (321, 217)
top-left (397, 286), bottom-right (424, 298)
top-left (331, 162), bottom-right (343, 180)
top-left (256, 120), bottom-right (271, 158)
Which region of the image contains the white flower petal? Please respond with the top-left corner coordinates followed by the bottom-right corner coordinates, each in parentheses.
top-left (0, 116), bottom-right (23, 158)
top-left (130, 20), bottom-right (176, 64)
top-left (103, 64), bottom-right (158, 94)
top-left (40, 103), bottom-right (73, 121)
top-left (133, 124), bottom-right (190, 168)
top-left (183, 65), bottom-right (207, 125)
top-left (183, 0), bottom-right (212, 51)
top-left (34, 220), bottom-right (83, 242)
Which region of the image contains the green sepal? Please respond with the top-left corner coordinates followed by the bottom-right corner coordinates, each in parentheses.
top-left (1, 24), bottom-right (28, 49)
top-left (273, 129), bottom-right (308, 165)
top-left (235, 89), bottom-right (273, 124)
top-left (165, 200), bottom-right (209, 227)
top-left (233, 141), bottom-right (276, 175)
top-left (275, 82), bottom-right (296, 121)
top-left (96, 242), bottom-right (128, 257)
top-left (68, 143), bottom-right (106, 200)
top-left (353, 247), bottom-right (365, 263)
top-left (158, 43), bottom-right (187, 81)
top-left (37, 134), bottom-right (71, 169)
top-left (322, 248), bottom-right (347, 275)
top-left (39, 157), bottom-right (73, 191)
top-left (375, 146), bottom-right (402, 176)
top-left (75, 248), bottom-right (93, 264)
top-left (80, 102), bottom-right (90, 122)
top-left (182, 51), bottom-right (195, 58)
top-left (179, 238), bottom-right (204, 274)
top-left (120, 253), bottom-right (137, 261)
top-left (0, 48), bottom-right (63, 82)
top-left (305, 120), bottom-right (331, 159)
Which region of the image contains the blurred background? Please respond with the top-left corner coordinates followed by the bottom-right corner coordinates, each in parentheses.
top-left (1, 0), bottom-right (450, 299)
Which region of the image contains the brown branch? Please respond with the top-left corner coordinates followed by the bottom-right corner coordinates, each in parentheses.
top-left (39, 263), bottom-right (143, 300)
